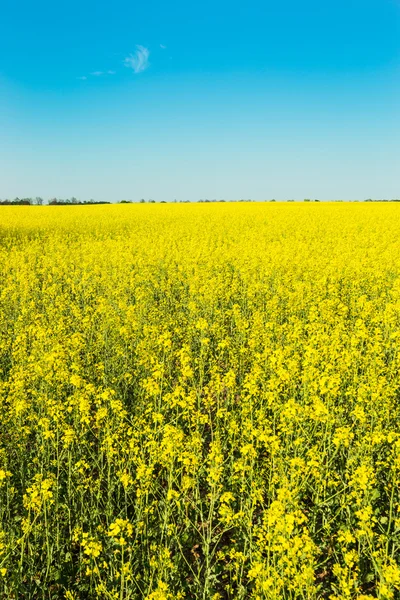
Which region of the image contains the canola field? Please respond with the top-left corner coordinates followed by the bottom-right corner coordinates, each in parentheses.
top-left (1, 203), bottom-right (400, 600)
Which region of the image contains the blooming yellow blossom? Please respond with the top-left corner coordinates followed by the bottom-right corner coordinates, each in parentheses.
top-left (1, 203), bottom-right (400, 597)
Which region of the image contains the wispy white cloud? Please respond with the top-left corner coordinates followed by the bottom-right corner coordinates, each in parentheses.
top-left (160, 44), bottom-right (167, 49)
top-left (77, 70), bottom-right (116, 80)
top-left (124, 45), bottom-right (150, 74)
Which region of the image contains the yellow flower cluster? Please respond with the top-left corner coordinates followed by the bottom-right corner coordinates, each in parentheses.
top-left (0, 203), bottom-right (400, 598)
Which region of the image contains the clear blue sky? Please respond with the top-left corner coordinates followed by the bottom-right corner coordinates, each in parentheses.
top-left (0, 0), bottom-right (399, 201)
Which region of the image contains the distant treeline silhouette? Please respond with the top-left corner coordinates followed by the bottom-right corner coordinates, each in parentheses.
top-left (1, 197), bottom-right (400, 205)
top-left (0, 197), bottom-right (111, 205)
top-left (0, 198), bottom-right (33, 205)
top-left (48, 198), bottom-right (111, 205)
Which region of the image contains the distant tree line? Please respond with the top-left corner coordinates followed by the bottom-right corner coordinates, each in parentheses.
top-left (48, 198), bottom-right (110, 205)
top-left (1, 197), bottom-right (400, 205)
top-left (0, 198), bottom-right (37, 205)
top-left (0, 197), bottom-right (111, 205)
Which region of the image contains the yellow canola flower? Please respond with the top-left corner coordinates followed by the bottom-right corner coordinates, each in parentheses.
top-left (107, 518), bottom-right (133, 543)
top-left (1, 203), bottom-right (400, 597)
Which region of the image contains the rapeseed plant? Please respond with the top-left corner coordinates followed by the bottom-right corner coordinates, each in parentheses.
top-left (0, 203), bottom-right (399, 598)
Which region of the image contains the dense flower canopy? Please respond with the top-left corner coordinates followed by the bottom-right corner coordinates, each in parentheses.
top-left (0, 203), bottom-right (400, 598)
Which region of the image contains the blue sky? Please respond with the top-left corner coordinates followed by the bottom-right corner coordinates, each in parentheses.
top-left (0, 0), bottom-right (399, 201)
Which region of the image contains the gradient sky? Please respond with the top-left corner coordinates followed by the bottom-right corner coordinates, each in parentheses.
top-left (0, 0), bottom-right (399, 201)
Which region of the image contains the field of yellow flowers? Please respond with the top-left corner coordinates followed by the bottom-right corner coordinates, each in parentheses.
top-left (1, 203), bottom-right (400, 599)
